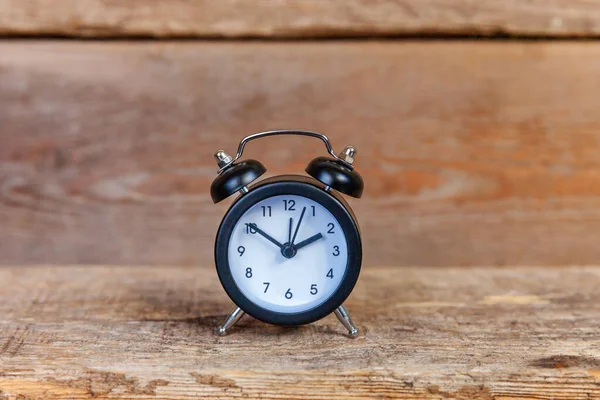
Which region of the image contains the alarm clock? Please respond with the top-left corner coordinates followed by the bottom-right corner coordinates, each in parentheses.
top-left (210, 130), bottom-right (364, 337)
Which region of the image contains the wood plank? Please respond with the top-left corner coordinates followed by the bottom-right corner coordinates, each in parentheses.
top-left (0, 264), bottom-right (599, 399)
top-left (2, 0), bottom-right (600, 38)
top-left (3, 41), bottom-right (600, 267)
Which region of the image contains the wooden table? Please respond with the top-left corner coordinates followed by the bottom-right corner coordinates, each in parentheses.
top-left (1, 265), bottom-right (599, 399)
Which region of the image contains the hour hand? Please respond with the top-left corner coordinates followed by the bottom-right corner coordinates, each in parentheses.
top-left (294, 233), bottom-right (323, 251)
top-left (248, 223), bottom-right (284, 249)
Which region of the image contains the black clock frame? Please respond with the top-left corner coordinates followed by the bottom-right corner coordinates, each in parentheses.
top-left (215, 175), bottom-right (362, 326)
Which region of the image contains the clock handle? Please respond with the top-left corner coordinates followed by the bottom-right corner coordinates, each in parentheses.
top-left (218, 129), bottom-right (353, 173)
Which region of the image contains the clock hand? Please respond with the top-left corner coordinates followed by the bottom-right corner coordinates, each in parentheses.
top-left (288, 217), bottom-right (293, 244)
top-left (290, 207), bottom-right (306, 245)
top-left (248, 223), bottom-right (284, 249)
top-left (294, 233), bottom-right (323, 251)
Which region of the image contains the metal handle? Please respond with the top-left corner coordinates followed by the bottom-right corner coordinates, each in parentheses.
top-left (218, 129), bottom-right (351, 172)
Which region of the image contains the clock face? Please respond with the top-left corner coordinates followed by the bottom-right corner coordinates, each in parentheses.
top-left (227, 194), bottom-right (348, 314)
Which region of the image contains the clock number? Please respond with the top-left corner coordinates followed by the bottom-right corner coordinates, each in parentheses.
top-left (310, 284), bottom-right (318, 295)
top-left (285, 288), bottom-right (293, 299)
top-left (261, 206), bottom-right (272, 217)
top-left (283, 199), bottom-right (296, 211)
top-left (326, 268), bottom-right (334, 279)
top-left (327, 223), bottom-right (335, 234)
top-left (332, 245), bottom-right (340, 256)
top-left (245, 267), bottom-right (253, 278)
top-left (237, 246), bottom-right (245, 256)
top-left (245, 223), bottom-right (257, 234)
top-left (311, 205), bottom-right (316, 216)
top-left (263, 282), bottom-right (270, 293)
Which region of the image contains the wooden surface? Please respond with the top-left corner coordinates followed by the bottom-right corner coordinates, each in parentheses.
top-left (0, 265), bottom-right (599, 399)
top-left (2, 0), bottom-right (600, 38)
top-left (3, 41), bottom-right (600, 267)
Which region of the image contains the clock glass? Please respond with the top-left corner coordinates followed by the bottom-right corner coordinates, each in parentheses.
top-left (227, 194), bottom-right (349, 314)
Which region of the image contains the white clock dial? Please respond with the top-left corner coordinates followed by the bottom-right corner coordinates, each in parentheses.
top-left (227, 194), bottom-right (348, 314)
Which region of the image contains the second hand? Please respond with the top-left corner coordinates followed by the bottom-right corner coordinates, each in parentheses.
top-left (291, 207), bottom-right (306, 245)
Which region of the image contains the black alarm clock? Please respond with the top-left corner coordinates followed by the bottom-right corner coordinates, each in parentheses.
top-left (210, 130), bottom-right (363, 337)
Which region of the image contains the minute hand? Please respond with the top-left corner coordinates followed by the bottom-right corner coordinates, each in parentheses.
top-left (294, 233), bottom-right (323, 251)
top-left (249, 223), bottom-right (284, 249)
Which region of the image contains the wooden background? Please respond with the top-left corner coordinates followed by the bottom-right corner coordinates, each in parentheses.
top-left (3, 0), bottom-right (600, 38)
top-left (2, 2), bottom-right (600, 267)
top-left (2, 3), bottom-right (600, 400)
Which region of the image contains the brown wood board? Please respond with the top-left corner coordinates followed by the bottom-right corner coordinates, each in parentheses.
top-left (2, 0), bottom-right (600, 38)
top-left (0, 265), bottom-right (599, 399)
top-left (2, 41), bottom-right (600, 267)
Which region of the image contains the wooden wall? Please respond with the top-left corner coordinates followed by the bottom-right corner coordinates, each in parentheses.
top-left (2, 0), bottom-right (600, 38)
top-left (1, 2), bottom-right (600, 267)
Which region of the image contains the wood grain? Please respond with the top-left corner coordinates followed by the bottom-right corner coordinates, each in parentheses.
top-left (0, 265), bottom-right (599, 399)
top-left (2, 0), bottom-right (600, 38)
top-left (3, 41), bottom-right (600, 267)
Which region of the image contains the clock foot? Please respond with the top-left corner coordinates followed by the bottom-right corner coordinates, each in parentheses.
top-left (216, 306), bottom-right (245, 336)
top-left (334, 305), bottom-right (359, 338)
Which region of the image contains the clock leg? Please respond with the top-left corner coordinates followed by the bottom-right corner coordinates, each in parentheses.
top-left (216, 306), bottom-right (245, 336)
top-left (334, 305), bottom-right (359, 338)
